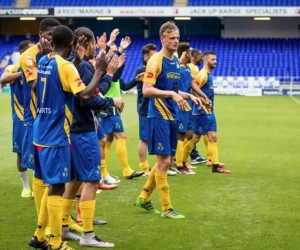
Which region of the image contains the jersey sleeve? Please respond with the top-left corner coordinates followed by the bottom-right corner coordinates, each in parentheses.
top-left (143, 56), bottom-right (162, 85)
top-left (20, 53), bottom-right (37, 82)
top-left (189, 64), bottom-right (199, 79)
top-left (59, 63), bottom-right (86, 95)
top-left (194, 71), bottom-right (208, 88)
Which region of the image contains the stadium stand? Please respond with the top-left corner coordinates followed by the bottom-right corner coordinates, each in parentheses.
top-left (188, 0), bottom-right (300, 6)
top-left (0, 0), bottom-right (15, 6)
top-left (30, 0), bottom-right (173, 7)
top-left (0, 36), bottom-right (299, 83)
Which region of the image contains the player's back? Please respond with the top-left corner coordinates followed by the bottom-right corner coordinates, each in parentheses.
top-left (179, 65), bottom-right (193, 111)
top-left (193, 68), bottom-right (214, 115)
top-left (5, 63), bottom-right (24, 121)
top-left (20, 44), bottom-right (41, 126)
top-left (146, 51), bottom-right (180, 121)
top-left (34, 54), bottom-right (83, 147)
top-left (197, 68), bottom-right (214, 100)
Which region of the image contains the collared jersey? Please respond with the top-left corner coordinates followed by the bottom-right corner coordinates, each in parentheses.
top-left (20, 44), bottom-right (41, 126)
top-left (187, 63), bottom-right (199, 79)
top-left (179, 64), bottom-right (193, 111)
top-left (143, 51), bottom-right (180, 121)
top-left (192, 68), bottom-right (214, 115)
top-left (33, 54), bottom-right (85, 147)
top-left (4, 63), bottom-right (24, 121)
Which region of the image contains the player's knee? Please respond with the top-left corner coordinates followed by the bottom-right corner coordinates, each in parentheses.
top-left (88, 181), bottom-right (99, 192)
top-left (209, 134), bottom-right (217, 142)
top-left (115, 132), bottom-right (126, 139)
top-left (178, 133), bottom-right (185, 141)
top-left (191, 134), bottom-right (200, 144)
top-left (48, 183), bottom-right (65, 196)
top-left (158, 159), bottom-right (172, 171)
top-left (99, 138), bottom-right (106, 147)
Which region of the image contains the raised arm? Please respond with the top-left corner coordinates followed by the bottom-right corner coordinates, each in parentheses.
top-left (0, 65), bottom-right (22, 84)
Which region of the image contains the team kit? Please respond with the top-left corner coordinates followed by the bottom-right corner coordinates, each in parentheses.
top-left (2, 18), bottom-right (230, 249)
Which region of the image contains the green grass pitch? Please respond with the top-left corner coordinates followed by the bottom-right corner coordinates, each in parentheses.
top-left (0, 94), bottom-right (300, 250)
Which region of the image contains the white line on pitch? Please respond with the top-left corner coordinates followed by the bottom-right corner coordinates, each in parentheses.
top-left (290, 96), bottom-right (300, 106)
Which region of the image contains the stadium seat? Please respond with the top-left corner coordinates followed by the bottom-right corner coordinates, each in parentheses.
top-left (188, 0), bottom-right (300, 6)
top-left (0, 36), bottom-right (299, 82)
top-left (29, 0), bottom-right (173, 6)
top-left (0, 0), bottom-right (15, 6)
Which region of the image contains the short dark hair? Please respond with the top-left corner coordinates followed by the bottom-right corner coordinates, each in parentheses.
top-left (39, 18), bottom-right (61, 32)
top-left (177, 44), bottom-right (190, 58)
top-left (142, 43), bottom-right (157, 55)
top-left (73, 27), bottom-right (95, 47)
top-left (19, 40), bottom-right (35, 52)
top-left (191, 48), bottom-right (201, 56)
top-left (202, 50), bottom-right (216, 58)
top-left (52, 25), bottom-right (74, 48)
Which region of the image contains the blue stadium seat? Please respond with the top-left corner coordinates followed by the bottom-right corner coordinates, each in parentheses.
top-left (0, 36), bottom-right (298, 81)
top-left (29, 0), bottom-right (173, 6)
top-left (188, 0), bottom-right (300, 6)
top-left (0, 0), bottom-right (15, 6)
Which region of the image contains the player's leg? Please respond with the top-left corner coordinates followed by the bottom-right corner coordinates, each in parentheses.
top-left (61, 179), bottom-right (82, 240)
top-left (136, 118), bottom-right (159, 214)
top-left (182, 129), bottom-right (197, 169)
top-left (13, 120), bottom-right (30, 197)
top-left (73, 132), bottom-right (114, 248)
top-left (46, 146), bottom-right (72, 249)
top-left (104, 133), bottom-right (114, 162)
top-left (176, 112), bottom-right (195, 174)
top-left (183, 115), bottom-right (206, 162)
top-left (176, 114), bottom-right (187, 168)
top-left (28, 146), bottom-right (49, 250)
top-left (113, 116), bottom-right (143, 179)
top-left (98, 121), bottom-right (108, 179)
top-left (158, 120), bottom-right (184, 219)
top-left (203, 134), bottom-right (209, 159)
top-left (138, 114), bottom-right (150, 175)
top-left (176, 132), bottom-right (185, 169)
top-left (207, 114), bottom-right (230, 174)
top-left (76, 184), bottom-right (83, 223)
top-left (23, 125), bottom-right (47, 215)
top-left (97, 121), bottom-right (119, 186)
top-left (102, 116), bottom-right (114, 163)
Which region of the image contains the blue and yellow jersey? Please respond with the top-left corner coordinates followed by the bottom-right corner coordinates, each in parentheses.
top-left (20, 44), bottom-right (41, 126)
top-left (33, 54), bottom-right (86, 147)
top-left (4, 63), bottom-right (24, 121)
top-left (192, 68), bottom-right (214, 115)
top-left (187, 63), bottom-right (199, 79)
top-left (179, 64), bottom-right (193, 112)
top-left (143, 51), bottom-right (180, 121)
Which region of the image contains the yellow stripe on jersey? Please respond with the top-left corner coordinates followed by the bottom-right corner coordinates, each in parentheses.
top-left (30, 90), bottom-right (37, 119)
top-left (13, 94), bottom-right (24, 113)
top-left (64, 105), bottom-right (73, 142)
top-left (184, 101), bottom-right (192, 111)
top-left (154, 98), bottom-right (174, 121)
top-left (13, 94), bottom-right (24, 121)
top-left (14, 104), bottom-right (24, 121)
